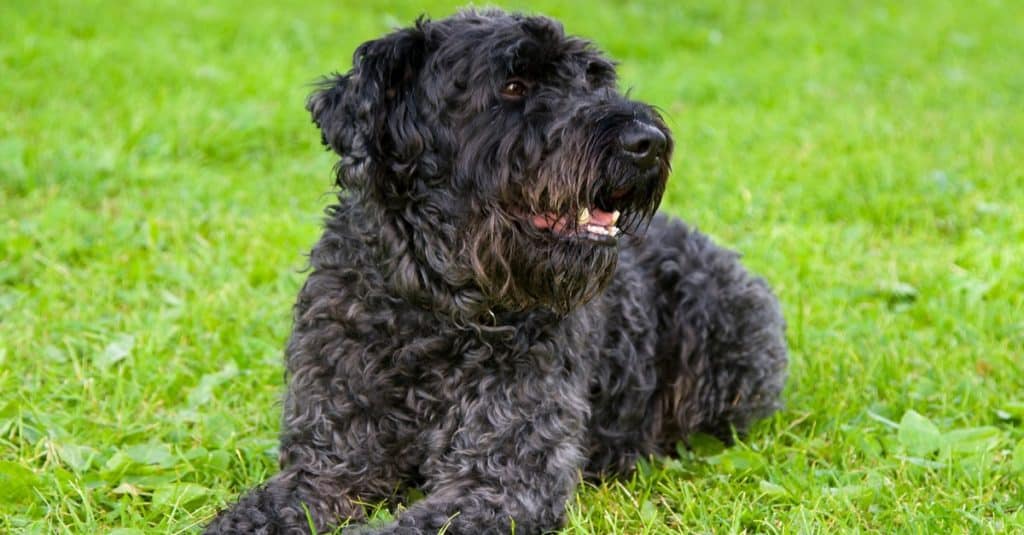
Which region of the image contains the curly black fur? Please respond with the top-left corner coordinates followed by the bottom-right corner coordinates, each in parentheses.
top-left (205, 9), bottom-right (787, 535)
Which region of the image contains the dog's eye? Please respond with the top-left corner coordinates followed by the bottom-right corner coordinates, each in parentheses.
top-left (500, 79), bottom-right (529, 100)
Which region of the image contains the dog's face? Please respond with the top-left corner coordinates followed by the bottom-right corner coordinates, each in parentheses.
top-left (308, 10), bottom-right (672, 314)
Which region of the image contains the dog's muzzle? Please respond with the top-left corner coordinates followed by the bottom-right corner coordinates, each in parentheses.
top-left (528, 117), bottom-right (670, 246)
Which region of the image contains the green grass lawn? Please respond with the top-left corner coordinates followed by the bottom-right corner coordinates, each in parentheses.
top-left (2, 0), bottom-right (1023, 532)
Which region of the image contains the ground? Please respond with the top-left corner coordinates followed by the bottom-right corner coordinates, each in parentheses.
top-left (1, 0), bottom-right (1023, 533)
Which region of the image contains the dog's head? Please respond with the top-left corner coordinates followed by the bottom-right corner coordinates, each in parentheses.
top-left (308, 9), bottom-right (672, 316)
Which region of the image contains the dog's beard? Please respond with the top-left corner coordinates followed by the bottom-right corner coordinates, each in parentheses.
top-left (466, 200), bottom-right (661, 316)
top-left (464, 210), bottom-right (619, 315)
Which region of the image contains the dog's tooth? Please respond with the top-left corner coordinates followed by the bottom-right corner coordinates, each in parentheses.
top-left (610, 210), bottom-right (621, 225)
top-left (577, 208), bottom-right (591, 225)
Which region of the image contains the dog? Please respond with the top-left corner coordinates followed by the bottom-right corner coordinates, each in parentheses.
top-left (205, 8), bottom-right (787, 534)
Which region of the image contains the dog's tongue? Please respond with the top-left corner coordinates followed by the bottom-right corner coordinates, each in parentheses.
top-left (588, 208), bottom-right (616, 227)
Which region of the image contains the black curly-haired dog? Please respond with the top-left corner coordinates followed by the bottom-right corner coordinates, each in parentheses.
top-left (206, 8), bottom-right (787, 535)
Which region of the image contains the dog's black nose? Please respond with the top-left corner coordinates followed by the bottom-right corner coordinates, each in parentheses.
top-left (618, 122), bottom-right (667, 168)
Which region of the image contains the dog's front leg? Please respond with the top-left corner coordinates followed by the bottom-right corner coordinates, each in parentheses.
top-left (206, 332), bottom-right (412, 534)
top-left (204, 409), bottom-right (406, 535)
top-left (365, 367), bottom-right (589, 535)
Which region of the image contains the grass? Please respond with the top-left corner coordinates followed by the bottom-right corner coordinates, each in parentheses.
top-left (2, 0), bottom-right (1023, 532)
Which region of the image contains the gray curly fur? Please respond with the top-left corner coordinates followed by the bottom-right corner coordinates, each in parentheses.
top-left (206, 8), bottom-right (787, 535)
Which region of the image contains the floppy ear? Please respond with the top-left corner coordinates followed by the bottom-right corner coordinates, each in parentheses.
top-left (306, 22), bottom-right (433, 199)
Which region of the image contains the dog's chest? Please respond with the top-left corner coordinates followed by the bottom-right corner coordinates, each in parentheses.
top-left (382, 313), bottom-right (592, 423)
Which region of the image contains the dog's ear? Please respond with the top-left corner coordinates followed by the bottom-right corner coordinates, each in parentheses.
top-left (307, 21), bottom-right (433, 198)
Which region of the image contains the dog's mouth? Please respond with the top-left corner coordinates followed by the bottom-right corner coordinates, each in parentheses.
top-left (528, 177), bottom-right (663, 243)
top-left (531, 206), bottom-right (621, 244)
top-left (528, 183), bottom-right (651, 245)
top-left (532, 170), bottom-right (667, 244)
